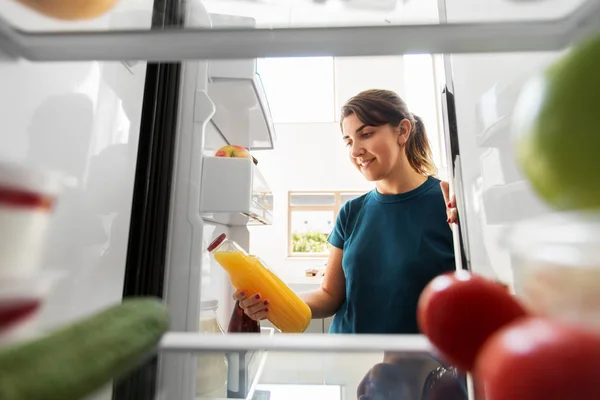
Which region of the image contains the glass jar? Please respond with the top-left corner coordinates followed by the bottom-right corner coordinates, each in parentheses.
top-left (0, 162), bottom-right (61, 277)
top-left (506, 211), bottom-right (600, 332)
top-left (196, 299), bottom-right (228, 398)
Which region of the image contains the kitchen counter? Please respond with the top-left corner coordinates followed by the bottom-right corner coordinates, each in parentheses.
top-left (284, 275), bottom-right (324, 286)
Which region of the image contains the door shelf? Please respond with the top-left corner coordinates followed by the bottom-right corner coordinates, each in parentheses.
top-left (200, 156), bottom-right (273, 226)
top-left (481, 180), bottom-right (552, 225)
top-left (208, 59), bottom-right (276, 150)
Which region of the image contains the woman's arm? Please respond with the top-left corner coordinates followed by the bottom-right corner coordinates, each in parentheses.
top-left (300, 245), bottom-right (346, 319)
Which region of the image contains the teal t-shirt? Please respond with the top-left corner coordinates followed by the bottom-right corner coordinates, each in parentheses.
top-left (328, 176), bottom-right (455, 334)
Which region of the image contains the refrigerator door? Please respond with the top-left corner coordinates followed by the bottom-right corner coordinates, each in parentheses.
top-left (0, 8), bottom-right (154, 400)
top-left (438, 0), bottom-right (567, 288)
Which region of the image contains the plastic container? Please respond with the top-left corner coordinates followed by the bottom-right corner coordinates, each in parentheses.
top-left (0, 271), bottom-right (65, 344)
top-left (506, 211), bottom-right (600, 332)
top-left (196, 299), bottom-right (228, 398)
top-left (0, 162), bottom-right (62, 277)
top-left (208, 233), bottom-right (312, 333)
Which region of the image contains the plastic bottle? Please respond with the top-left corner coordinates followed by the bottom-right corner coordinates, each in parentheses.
top-left (207, 233), bottom-right (312, 333)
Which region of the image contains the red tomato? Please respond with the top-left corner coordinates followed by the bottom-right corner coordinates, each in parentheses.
top-left (475, 317), bottom-right (600, 400)
top-left (417, 270), bottom-right (528, 372)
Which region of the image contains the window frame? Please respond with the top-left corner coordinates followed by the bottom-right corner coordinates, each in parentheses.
top-left (287, 190), bottom-right (363, 258)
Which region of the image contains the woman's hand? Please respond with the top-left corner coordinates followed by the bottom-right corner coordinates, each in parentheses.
top-left (232, 289), bottom-right (270, 321)
top-left (440, 181), bottom-right (458, 224)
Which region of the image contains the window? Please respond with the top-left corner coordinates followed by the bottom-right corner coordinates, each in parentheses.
top-left (257, 57), bottom-right (335, 123)
top-left (403, 54), bottom-right (448, 181)
top-left (288, 191), bottom-right (363, 257)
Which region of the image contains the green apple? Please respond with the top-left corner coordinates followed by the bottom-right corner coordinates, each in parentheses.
top-left (512, 32), bottom-right (600, 211)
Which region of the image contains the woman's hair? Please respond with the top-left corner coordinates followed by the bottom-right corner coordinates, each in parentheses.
top-left (340, 89), bottom-right (437, 177)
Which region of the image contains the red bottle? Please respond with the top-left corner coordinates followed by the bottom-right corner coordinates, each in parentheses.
top-left (227, 301), bottom-right (260, 333)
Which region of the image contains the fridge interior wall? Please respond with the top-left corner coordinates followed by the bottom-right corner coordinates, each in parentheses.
top-left (443, 0), bottom-right (579, 287)
top-left (0, 5), bottom-right (153, 400)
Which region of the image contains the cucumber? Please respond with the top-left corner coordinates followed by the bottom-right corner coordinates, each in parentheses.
top-left (0, 297), bottom-right (169, 400)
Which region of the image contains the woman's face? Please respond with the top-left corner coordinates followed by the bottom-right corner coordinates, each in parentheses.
top-left (341, 113), bottom-right (411, 182)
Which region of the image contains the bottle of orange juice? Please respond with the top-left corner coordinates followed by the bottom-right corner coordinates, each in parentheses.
top-left (207, 233), bottom-right (312, 333)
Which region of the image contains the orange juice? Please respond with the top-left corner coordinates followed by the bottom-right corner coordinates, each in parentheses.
top-left (208, 234), bottom-right (312, 333)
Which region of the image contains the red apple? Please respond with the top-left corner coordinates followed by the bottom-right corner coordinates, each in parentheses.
top-left (215, 145), bottom-right (250, 159)
top-left (215, 145), bottom-right (257, 165)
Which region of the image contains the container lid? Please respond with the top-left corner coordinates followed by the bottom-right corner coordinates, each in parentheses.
top-left (505, 210), bottom-right (600, 266)
top-left (0, 161), bottom-right (63, 196)
top-left (200, 299), bottom-right (218, 310)
top-left (506, 211), bottom-right (600, 247)
top-left (207, 233), bottom-right (227, 252)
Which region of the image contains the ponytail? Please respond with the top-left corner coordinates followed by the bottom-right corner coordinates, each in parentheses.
top-left (406, 114), bottom-right (437, 177)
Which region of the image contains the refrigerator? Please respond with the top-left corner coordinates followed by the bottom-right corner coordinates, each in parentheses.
top-left (0, 0), bottom-right (597, 399)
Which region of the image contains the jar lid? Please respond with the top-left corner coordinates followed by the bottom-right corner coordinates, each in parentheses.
top-left (201, 299), bottom-right (218, 310)
top-left (207, 233), bottom-right (227, 252)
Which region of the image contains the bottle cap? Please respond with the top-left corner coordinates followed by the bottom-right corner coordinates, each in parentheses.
top-left (207, 233), bottom-right (227, 252)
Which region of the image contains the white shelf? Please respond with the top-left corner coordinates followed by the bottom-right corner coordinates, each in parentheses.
top-left (200, 156), bottom-right (273, 226)
top-left (160, 332), bottom-right (432, 354)
top-left (0, 0), bottom-right (599, 61)
top-left (208, 59), bottom-right (276, 150)
top-left (481, 180), bottom-right (552, 225)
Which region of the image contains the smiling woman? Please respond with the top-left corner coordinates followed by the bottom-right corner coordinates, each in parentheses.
top-left (235, 88), bottom-right (459, 334)
top-left (340, 89), bottom-right (438, 192)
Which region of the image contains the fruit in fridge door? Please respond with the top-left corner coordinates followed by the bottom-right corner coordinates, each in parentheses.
top-left (16, 0), bottom-right (120, 20)
top-left (512, 31), bottom-right (600, 211)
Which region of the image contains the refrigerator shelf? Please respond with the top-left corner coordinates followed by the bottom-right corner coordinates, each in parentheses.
top-left (200, 156), bottom-right (273, 226)
top-left (481, 180), bottom-right (552, 225)
top-left (208, 59), bottom-right (276, 151)
top-left (0, 0), bottom-right (599, 61)
top-left (159, 332), bottom-right (432, 354)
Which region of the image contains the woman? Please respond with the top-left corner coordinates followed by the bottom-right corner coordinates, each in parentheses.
top-left (356, 352), bottom-right (467, 400)
top-left (234, 89), bottom-right (458, 334)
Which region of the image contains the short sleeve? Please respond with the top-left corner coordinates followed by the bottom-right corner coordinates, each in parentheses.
top-left (328, 201), bottom-right (349, 249)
